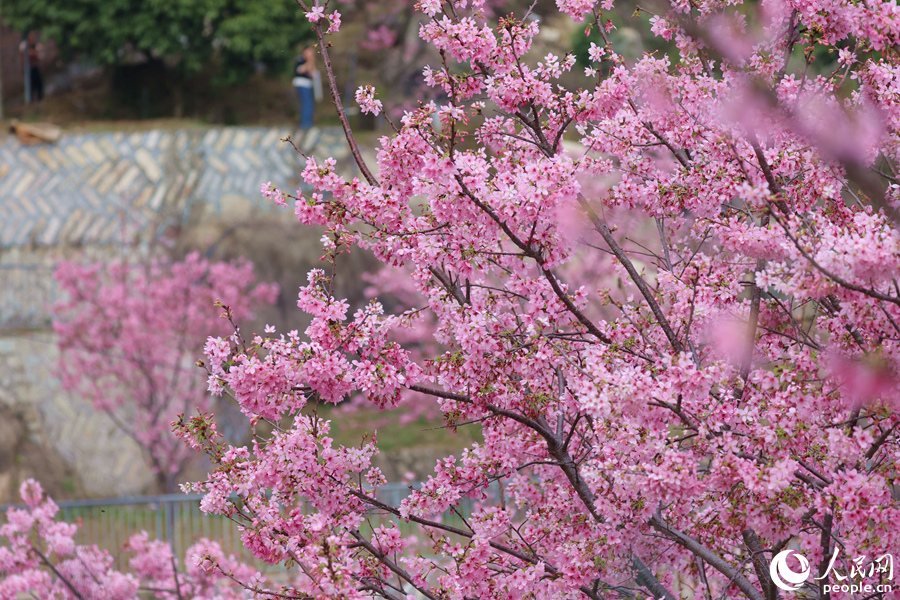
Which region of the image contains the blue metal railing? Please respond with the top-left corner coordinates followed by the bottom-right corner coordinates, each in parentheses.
top-left (1, 492), bottom-right (246, 572)
top-left (0, 483), bottom-right (435, 572)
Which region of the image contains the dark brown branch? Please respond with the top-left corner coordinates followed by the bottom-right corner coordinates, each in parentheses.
top-left (170, 556), bottom-right (185, 600)
top-left (798, 459), bottom-right (833, 485)
top-left (750, 140), bottom-right (791, 215)
top-left (649, 399), bottom-right (700, 432)
top-left (818, 512), bottom-right (834, 600)
top-left (346, 488), bottom-right (603, 600)
top-left (451, 174), bottom-right (611, 345)
top-left (410, 385), bottom-right (602, 520)
top-left (539, 265), bottom-right (613, 344)
top-left (642, 120), bottom-right (691, 170)
top-left (771, 215), bottom-right (900, 308)
top-left (206, 557), bottom-right (312, 599)
top-left (742, 529), bottom-right (779, 600)
top-left (308, 16), bottom-right (379, 186)
top-left (696, 555), bottom-right (715, 600)
top-left (633, 554), bottom-right (678, 600)
top-left (429, 267), bottom-right (469, 306)
top-left (409, 387), bottom-right (749, 600)
top-left (649, 515), bottom-right (765, 600)
top-left (738, 215), bottom-right (769, 401)
top-left (821, 295), bottom-right (869, 350)
top-left (350, 531), bottom-right (440, 600)
top-left (36, 548), bottom-right (85, 600)
top-left (794, 471), bottom-right (826, 491)
top-left (865, 422), bottom-right (898, 461)
top-left (577, 193), bottom-right (685, 355)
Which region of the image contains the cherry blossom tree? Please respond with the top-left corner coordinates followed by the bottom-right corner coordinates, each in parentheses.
top-left (52, 253), bottom-right (278, 493)
top-left (0, 479), bottom-right (265, 600)
top-left (14, 0), bottom-right (898, 596)
top-left (177, 0), bottom-right (900, 597)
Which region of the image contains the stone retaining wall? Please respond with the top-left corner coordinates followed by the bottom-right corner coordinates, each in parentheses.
top-left (0, 125), bottom-right (358, 501)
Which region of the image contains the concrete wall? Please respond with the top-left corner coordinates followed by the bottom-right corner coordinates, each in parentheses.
top-left (0, 125), bottom-right (359, 502)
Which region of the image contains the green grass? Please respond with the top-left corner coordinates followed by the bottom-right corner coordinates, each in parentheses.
top-left (308, 403), bottom-right (483, 453)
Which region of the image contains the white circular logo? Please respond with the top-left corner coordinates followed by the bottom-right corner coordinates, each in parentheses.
top-left (770, 550), bottom-right (811, 591)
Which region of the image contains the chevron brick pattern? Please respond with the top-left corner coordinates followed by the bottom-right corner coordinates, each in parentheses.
top-left (0, 126), bottom-right (350, 248)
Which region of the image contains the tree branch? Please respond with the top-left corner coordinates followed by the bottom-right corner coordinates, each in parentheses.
top-left (742, 529), bottom-right (779, 600)
top-left (307, 11), bottom-right (379, 186)
top-left (649, 514), bottom-right (765, 600)
top-left (350, 531), bottom-right (440, 600)
top-left (633, 554), bottom-right (678, 600)
top-left (35, 547), bottom-right (84, 600)
top-left (576, 193), bottom-right (686, 356)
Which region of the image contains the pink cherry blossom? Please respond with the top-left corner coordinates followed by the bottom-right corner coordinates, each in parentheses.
top-left (1, 481), bottom-right (267, 600)
top-left (52, 253), bottom-right (277, 492)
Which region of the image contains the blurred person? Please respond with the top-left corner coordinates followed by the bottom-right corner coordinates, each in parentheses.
top-left (19, 32), bottom-right (44, 102)
top-left (293, 46), bottom-right (317, 129)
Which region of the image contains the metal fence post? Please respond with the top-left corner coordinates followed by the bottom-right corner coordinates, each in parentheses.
top-left (165, 499), bottom-right (174, 548)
